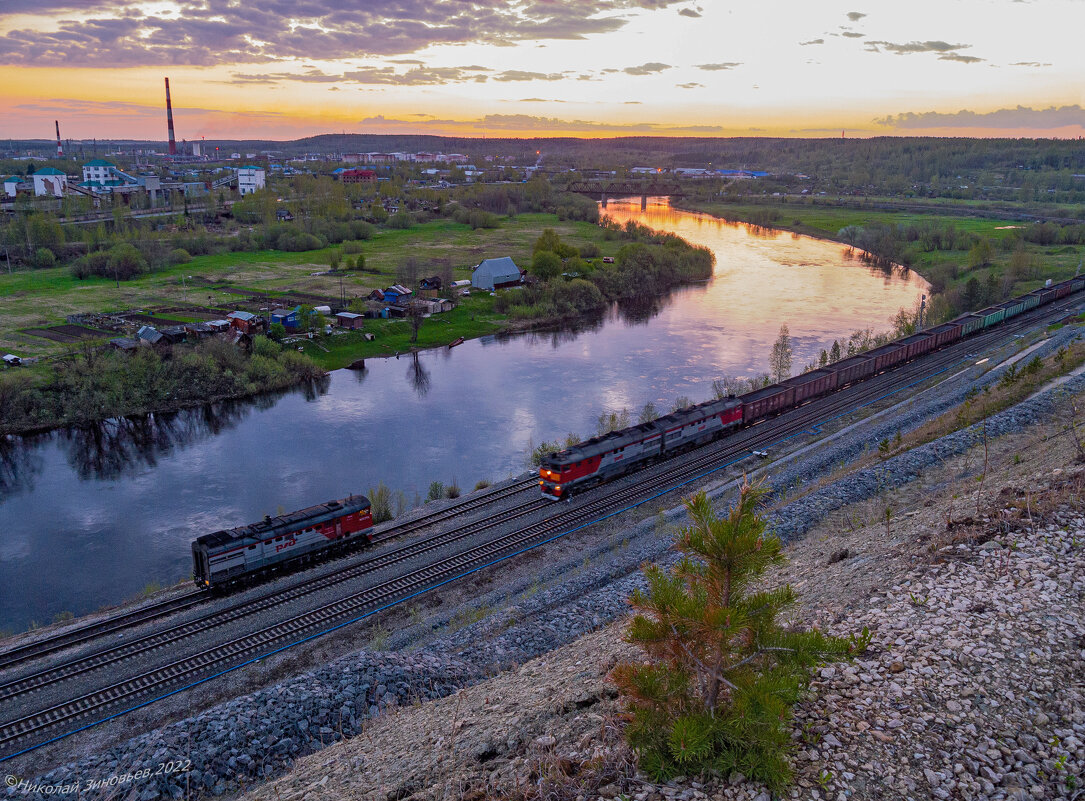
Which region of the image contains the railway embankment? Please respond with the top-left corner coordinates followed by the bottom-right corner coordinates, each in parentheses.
top-left (5, 322), bottom-right (1085, 799)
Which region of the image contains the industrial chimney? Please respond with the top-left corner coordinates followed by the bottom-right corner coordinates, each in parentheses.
top-left (164, 77), bottom-right (177, 156)
top-left (55, 120), bottom-right (63, 157)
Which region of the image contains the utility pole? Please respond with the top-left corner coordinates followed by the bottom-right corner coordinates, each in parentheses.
top-left (918, 294), bottom-right (927, 331)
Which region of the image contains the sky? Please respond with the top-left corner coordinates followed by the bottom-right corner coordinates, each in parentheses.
top-left (1, 0), bottom-right (1083, 142)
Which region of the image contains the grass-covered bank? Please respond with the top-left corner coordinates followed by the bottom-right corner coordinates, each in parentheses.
top-left (296, 294), bottom-right (506, 369)
top-left (0, 336), bottom-right (324, 435)
top-left (677, 198), bottom-right (1085, 324)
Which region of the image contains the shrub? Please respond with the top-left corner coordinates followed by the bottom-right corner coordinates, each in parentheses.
top-left (342, 239), bottom-right (367, 254)
top-left (268, 323), bottom-right (287, 342)
top-left (612, 482), bottom-right (861, 790)
top-left (32, 247), bottom-right (56, 269)
top-left (531, 250), bottom-right (562, 282)
top-left (368, 482), bottom-right (394, 523)
top-left (388, 212), bottom-right (414, 229)
top-left (473, 479), bottom-right (491, 491)
top-left (427, 481), bottom-right (444, 501)
top-left (578, 241), bottom-right (601, 259)
top-left (445, 480), bottom-right (461, 499)
top-left (108, 243), bottom-right (149, 280)
top-left (167, 248), bottom-right (192, 266)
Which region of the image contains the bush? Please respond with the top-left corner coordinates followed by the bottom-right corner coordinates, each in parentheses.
top-left (388, 212), bottom-right (414, 230)
top-left (268, 322), bottom-right (286, 342)
top-left (167, 248), bottom-right (192, 266)
top-left (612, 482), bottom-right (861, 790)
top-left (445, 480), bottom-right (461, 499)
top-left (427, 481), bottom-right (444, 501)
top-left (342, 239), bottom-right (367, 254)
top-left (531, 250), bottom-right (562, 282)
top-left (110, 243), bottom-right (149, 279)
top-left (473, 479), bottom-right (491, 491)
top-left (368, 482), bottom-right (394, 523)
top-left (32, 247), bottom-right (56, 269)
top-left (578, 241), bottom-right (601, 259)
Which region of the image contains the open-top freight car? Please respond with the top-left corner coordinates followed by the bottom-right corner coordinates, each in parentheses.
top-left (740, 384), bottom-right (796, 424)
top-left (975, 305), bottom-right (1007, 329)
top-left (826, 354), bottom-right (875, 387)
top-left (192, 495), bottom-right (373, 589)
top-left (780, 368), bottom-right (837, 405)
top-left (925, 321), bottom-right (963, 349)
top-left (864, 343), bottom-right (907, 373)
top-left (896, 331), bottom-right (936, 361)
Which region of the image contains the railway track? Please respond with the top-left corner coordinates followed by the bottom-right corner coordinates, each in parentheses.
top-left (0, 474), bottom-right (539, 672)
top-left (0, 297), bottom-right (1078, 756)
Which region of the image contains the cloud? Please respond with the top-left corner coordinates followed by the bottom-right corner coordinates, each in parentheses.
top-left (357, 112), bottom-right (723, 134)
top-left (1010, 61), bottom-right (1051, 67)
top-left (799, 38), bottom-right (824, 46)
top-left (678, 7), bottom-right (701, 16)
top-left (676, 82), bottom-right (703, 89)
top-left (695, 62), bottom-right (741, 70)
top-left (339, 66), bottom-right (492, 85)
top-left (841, 31), bottom-right (865, 38)
top-left (0, 0), bottom-right (690, 67)
top-left (517, 97), bottom-right (565, 102)
top-left (865, 39), bottom-right (971, 55)
top-left (623, 61), bottom-right (672, 75)
top-left (493, 70), bottom-right (566, 81)
top-left (230, 69), bottom-right (341, 84)
top-left (938, 52), bottom-right (983, 63)
top-left (875, 105), bottom-right (1085, 130)
top-left (846, 11), bottom-right (866, 21)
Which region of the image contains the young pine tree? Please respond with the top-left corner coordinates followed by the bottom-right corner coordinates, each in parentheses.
top-left (612, 481), bottom-right (865, 790)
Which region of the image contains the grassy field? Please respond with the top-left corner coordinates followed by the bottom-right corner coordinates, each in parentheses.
top-left (680, 199), bottom-right (1085, 300)
top-left (0, 213), bottom-right (614, 358)
top-left (295, 294), bottom-right (506, 370)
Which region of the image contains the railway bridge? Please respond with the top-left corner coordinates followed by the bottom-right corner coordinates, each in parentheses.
top-left (566, 180), bottom-right (685, 210)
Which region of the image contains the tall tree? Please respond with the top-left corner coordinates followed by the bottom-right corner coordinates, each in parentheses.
top-left (769, 323), bottom-right (793, 383)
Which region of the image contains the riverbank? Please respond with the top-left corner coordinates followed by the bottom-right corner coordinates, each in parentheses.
top-left (0, 335), bottom-right (325, 436)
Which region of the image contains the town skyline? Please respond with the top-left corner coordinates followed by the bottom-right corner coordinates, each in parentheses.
top-left (1, 0), bottom-right (1084, 141)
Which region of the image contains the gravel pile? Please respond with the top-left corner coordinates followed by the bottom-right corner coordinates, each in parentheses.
top-left (619, 510), bottom-right (1085, 801)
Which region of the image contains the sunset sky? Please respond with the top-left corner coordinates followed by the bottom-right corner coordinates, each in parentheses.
top-left (1, 0), bottom-right (1083, 142)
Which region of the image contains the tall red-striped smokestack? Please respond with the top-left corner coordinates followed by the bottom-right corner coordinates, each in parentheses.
top-left (55, 120), bottom-right (63, 157)
top-left (164, 77), bottom-right (177, 156)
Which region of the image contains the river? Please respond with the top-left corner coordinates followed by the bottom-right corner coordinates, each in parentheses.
top-left (0, 199), bottom-right (927, 632)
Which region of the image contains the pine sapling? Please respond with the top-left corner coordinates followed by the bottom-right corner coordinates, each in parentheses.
top-left (612, 480), bottom-right (864, 791)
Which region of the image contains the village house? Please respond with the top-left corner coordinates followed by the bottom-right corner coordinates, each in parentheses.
top-left (471, 257), bottom-right (523, 291)
top-left (226, 310), bottom-right (260, 334)
top-left (418, 276), bottom-right (442, 297)
top-left (382, 284), bottom-right (412, 305)
top-left (270, 306), bottom-right (300, 329)
top-left (335, 311), bottom-right (366, 330)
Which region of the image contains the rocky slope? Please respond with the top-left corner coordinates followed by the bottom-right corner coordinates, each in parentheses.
top-left (242, 425), bottom-right (1085, 801)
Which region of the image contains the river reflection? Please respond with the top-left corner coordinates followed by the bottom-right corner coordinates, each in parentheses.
top-left (0, 199), bottom-right (927, 632)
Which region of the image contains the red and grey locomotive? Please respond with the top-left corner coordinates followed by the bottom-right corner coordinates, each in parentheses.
top-left (192, 495), bottom-right (373, 589)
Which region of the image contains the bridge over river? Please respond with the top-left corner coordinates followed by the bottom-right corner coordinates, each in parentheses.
top-left (566, 180), bottom-right (685, 209)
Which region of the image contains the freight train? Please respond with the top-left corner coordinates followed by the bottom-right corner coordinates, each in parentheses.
top-left (539, 275), bottom-right (1084, 499)
top-left (192, 495), bottom-right (373, 589)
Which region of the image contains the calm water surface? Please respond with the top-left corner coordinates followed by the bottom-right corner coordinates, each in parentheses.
top-left (0, 200), bottom-right (927, 631)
